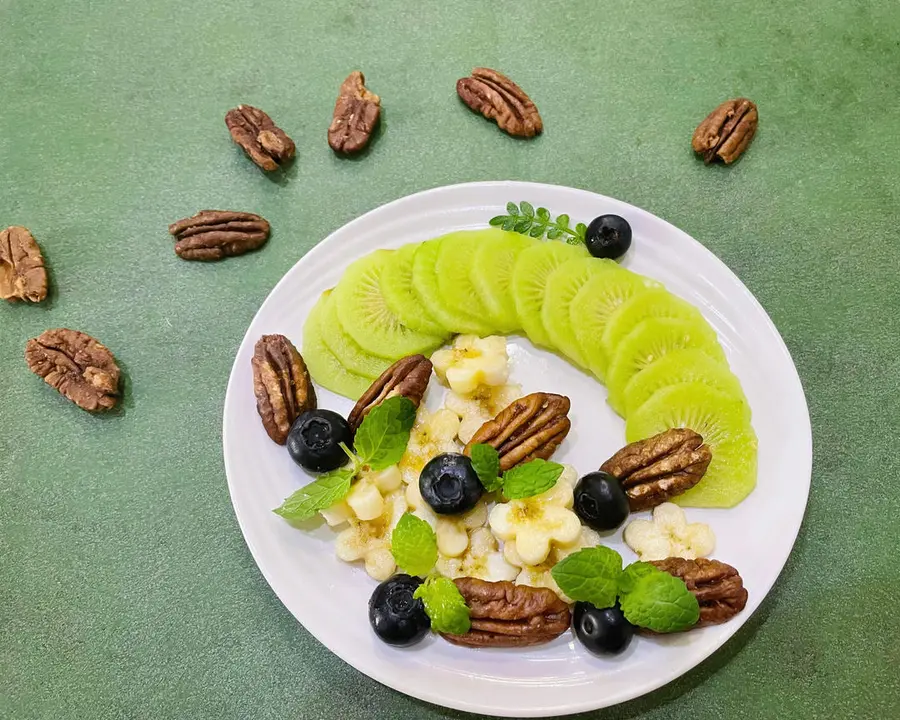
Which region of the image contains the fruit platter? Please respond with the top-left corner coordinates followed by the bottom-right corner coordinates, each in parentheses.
top-left (222, 181), bottom-right (811, 717)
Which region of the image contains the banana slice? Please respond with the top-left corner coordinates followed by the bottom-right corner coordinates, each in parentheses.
top-left (399, 406), bottom-right (462, 486)
top-left (431, 335), bottom-right (510, 395)
top-left (437, 527), bottom-right (519, 582)
top-left (623, 502), bottom-right (716, 561)
top-left (335, 488), bottom-right (408, 581)
top-left (444, 382), bottom-right (522, 444)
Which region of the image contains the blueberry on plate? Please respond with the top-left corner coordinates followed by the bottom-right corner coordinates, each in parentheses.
top-left (573, 471), bottom-right (630, 531)
top-left (368, 574), bottom-right (430, 646)
top-left (573, 601), bottom-right (635, 655)
top-left (419, 453), bottom-right (483, 515)
top-left (585, 214), bottom-right (632, 260)
top-left (286, 409), bottom-right (352, 473)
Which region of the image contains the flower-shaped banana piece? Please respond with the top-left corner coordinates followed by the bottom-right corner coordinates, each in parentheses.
top-left (489, 464), bottom-right (581, 566)
top-left (405, 476), bottom-right (488, 557)
top-left (335, 488), bottom-right (408, 581)
top-left (624, 502), bottom-right (716, 561)
top-left (431, 335), bottom-right (510, 395)
top-left (437, 527), bottom-right (519, 582)
top-left (320, 465), bottom-right (403, 525)
top-left (444, 382), bottom-right (522, 444)
top-left (398, 406), bottom-right (462, 485)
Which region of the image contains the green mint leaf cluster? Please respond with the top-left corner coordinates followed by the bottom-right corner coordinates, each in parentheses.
top-left (489, 201), bottom-right (587, 245)
top-left (502, 459), bottom-right (564, 500)
top-left (390, 512), bottom-right (437, 577)
top-left (470, 443), bottom-right (503, 492)
top-left (413, 576), bottom-right (471, 635)
top-left (273, 467), bottom-right (355, 522)
top-left (551, 549), bottom-right (700, 633)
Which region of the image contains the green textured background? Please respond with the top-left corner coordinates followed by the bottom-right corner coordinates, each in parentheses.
top-left (2, 0), bottom-right (899, 718)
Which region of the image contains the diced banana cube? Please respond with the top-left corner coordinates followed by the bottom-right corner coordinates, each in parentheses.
top-left (345, 480), bottom-right (384, 521)
top-left (431, 335), bottom-right (510, 395)
top-left (334, 489), bottom-right (408, 581)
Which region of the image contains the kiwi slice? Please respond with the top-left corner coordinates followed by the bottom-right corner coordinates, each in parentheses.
top-left (302, 292), bottom-right (373, 400)
top-left (471, 230), bottom-right (533, 333)
top-left (319, 290), bottom-right (392, 379)
top-left (601, 288), bottom-right (705, 359)
top-left (626, 382), bottom-right (757, 508)
top-left (381, 242), bottom-right (450, 337)
top-left (411, 237), bottom-right (493, 335)
top-left (569, 270), bottom-right (660, 381)
top-left (333, 249), bottom-right (445, 359)
top-left (605, 317), bottom-right (726, 416)
top-left (436, 232), bottom-right (494, 328)
top-left (511, 241), bottom-right (588, 348)
top-left (542, 256), bottom-right (623, 368)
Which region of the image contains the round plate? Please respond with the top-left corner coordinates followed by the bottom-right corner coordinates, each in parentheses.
top-left (223, 181), bottom-right (811, 717)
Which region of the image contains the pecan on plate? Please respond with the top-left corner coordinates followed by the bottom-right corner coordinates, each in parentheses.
top-left (1, 226), bottom-right (48, 303)
top-left (464, 392), bottom-right (570, 471)
top-left (225, 105), bottom-right (295, 172)
top-left (692, 98), bottom-right (758, 164)
top-left (25, 329), bottom-right (120, 412)
top-left (252, 334), bottom-right (316, 445)
top-left (347, 354), bottom-right (431, 433)
top-left (456, 68), bottom-right (543, 138)
top-left (327, 71), bottom-right (381, 154)
top-left (600, 428), bottom-right (712, 512)
top-left (441, 578), bottom-right (571, 648)
top-left (651, 557), bottom-right (748, 627)
top-left (168, 210), bottom-right (270, 261)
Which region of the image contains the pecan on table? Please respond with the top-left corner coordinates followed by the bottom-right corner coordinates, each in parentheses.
top-left (692, 98), bottom-right (758, 164)
top-left (1, 226), bottom-right (48, 303)
top-left (327, 71), bottom-right (381, 154)
top-left (456, 68), bottom-right (543, 138)
top-left (441, 578), bottom-right (571, 648)
top-left (168, 210), bottom-right (270, 261)
top-left (347, 355), bottom-right (431, 433)
top-left (25, 329), bottom-right (120, 412)
top-left (252, 334), bottom-right (316, 445)
top-left (600, 428), bottom-right (712, 511)
top-left (651, 557), bottom-right (748, 627)
top-left (464, 392), bottom-right (570, 471)
top-left (225, 105), bottom-right (295, 172)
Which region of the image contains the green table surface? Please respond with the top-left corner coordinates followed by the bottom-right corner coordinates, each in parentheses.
top-left (2, 0), bottom-right (899, 718)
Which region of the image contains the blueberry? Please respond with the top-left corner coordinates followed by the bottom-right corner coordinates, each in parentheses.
top-left (286, 409), bottom-right (353, 473)
top-left (573, 471), bottom-right (630, 531)
top-left (368, 574), bottom-right (430, 646)
top-left (573, 601), bottom-right (635, 655)
top-left (585, 214), bottom-right (632, 260)
top-left (419, 453), bottom-right (483, 515)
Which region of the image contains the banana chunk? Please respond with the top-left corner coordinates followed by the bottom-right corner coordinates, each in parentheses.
top-left (335, 488), bottom-right (408, 581)
top-left (437, 527), bottom-right (519, 582)
top-left (431, 335), bottom-right (510, 395)
top-left (623, 502), bottom-right (716, 561)
top-left (444, 382), bottom-right (522, 444)
top-left (320, 465), bottom-right (403, 526)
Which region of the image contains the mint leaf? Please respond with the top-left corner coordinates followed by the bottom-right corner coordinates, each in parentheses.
top-left (273, 467), bottom-right (355, 521)
top-left (502, 459), bottom-right (563, 500)
top-left (390, 513), bottom-right (437, 577)
top-left (619, 564), bottom-right (700, 633)
top-left (618, 561), bottom-right (657, 595)
top-left (550, 546), bottom-right (623, 608)
top-left (413, 576), bottom-right (470, 635)
top-left (354, 395), bottom-right (416, 471)
top-left (470, 443), bottom-right (502, 492)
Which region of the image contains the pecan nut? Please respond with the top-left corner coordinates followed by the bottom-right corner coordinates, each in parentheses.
top-left (1, 226), bottom-right (48, 303)
top-left (651, 557), bottom-right (748, 627)
top-left (328, 71), bottom-right (381, 154)
top-left (168, 210), bottom-right (270, 261)
top-left (225, 105), bottom-right (295, 172)
top-left (692, 98), bottom-right (758, 164)
top-left (441, 578), bottom-right (571, 648)
top-left (347, 355), bottom-right (431, 432)
top-left (252, 335), bottom-right (316, 444)
top-left (456, 68), bottom-right (543, 138)
top-left (464, 392), bottom-right (570, 471)
top-left (25, 329), bottom-right (120, 412)
top-left (600, 428), bottom-right (712, 511)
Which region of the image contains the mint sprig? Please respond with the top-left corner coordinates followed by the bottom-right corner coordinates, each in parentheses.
top-left (490, 201), bottom-right (588, 245)
top-left (274, 466), bottom-right (356, 522)
top-left (470, 443), bottom-right (503, 493)
top-left (390, 513), bottom-right (438, 577)
top-left (502, 459), bottom-right (564, 500)
top-left (550, 546), bottom-right (622, 609)
top-left (413, 576), bottom-right (471, 635)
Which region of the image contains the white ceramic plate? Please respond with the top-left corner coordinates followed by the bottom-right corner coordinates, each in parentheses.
top-left (222, 181), bottom-right (811, 717)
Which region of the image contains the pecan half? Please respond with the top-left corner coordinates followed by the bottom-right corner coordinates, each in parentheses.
top-left (600, 428), bottom-right (712, 511)
top-left (168, 210), bottom-right (270, 261)
top-left (25, 329), bottom-right (120, 412)
top-left (328, 71), bottom-right (381, 154)
top-left (252, 335), bottom-right (316, 444)
top-left (1, 226), bottom-right (48, 303)
top-left (347, 355), bottom-right (431, 433)
top-left (456, 68), bottom-right (543, 138)
top-left (225, 105), bottom-right (295, 172)
top-left (464, 392), bottom-right (570, 471)
top-left (441, 578), bottom-right (571, 648)
top-left (692, 98), bottom-right (758, 164)
top-left (651, 557), bottom-right (748, 627)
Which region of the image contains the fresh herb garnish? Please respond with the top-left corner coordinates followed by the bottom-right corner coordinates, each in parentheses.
top-left (470, 443), bottom-right (503, 493)
top-left (390, 512), bottom-right (438, 577)
top-left (413, 575), bottom-right (471, 635)
top-left (501, 458), bottom-right (564, 499)
top-left (273, 465), bottom-right (356, 522)
top-left (490, 201), bottom-right (588, 245)
top-left (550, 546), bottom-right (623, 609)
